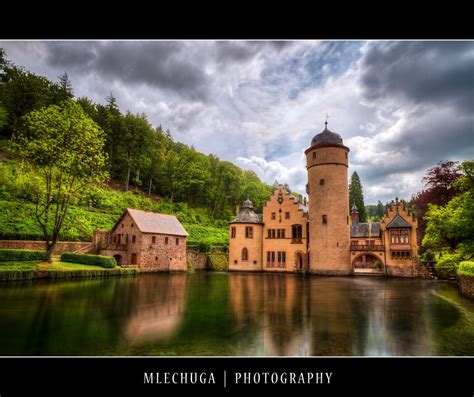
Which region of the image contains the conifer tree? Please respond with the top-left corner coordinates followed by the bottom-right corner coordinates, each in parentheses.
top-left (349, 171), bottom-right (367, 222)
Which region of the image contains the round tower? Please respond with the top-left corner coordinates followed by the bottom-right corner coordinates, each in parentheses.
top-left (229, 198), bottom-right (263, 271)
top-left (305, 123), bottom-right (351, 275)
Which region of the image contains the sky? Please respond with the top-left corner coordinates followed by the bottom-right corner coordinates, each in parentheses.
top-left (1, 40), bottom-right (473, 204)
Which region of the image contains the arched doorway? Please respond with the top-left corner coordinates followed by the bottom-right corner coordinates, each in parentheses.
top-left (352, 253), bottom-right (383, 275)
top-left (113, 254), bottom-right (122, 266)
top-left (294, 251), bottom-right (307, 272)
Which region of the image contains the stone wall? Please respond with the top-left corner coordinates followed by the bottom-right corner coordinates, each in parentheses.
top-left (186, 249), bottom-right (209, 270)
top-left (0, 240), bottom-right (91, 254)
top-left (458, 274), bottom-right (474, 299)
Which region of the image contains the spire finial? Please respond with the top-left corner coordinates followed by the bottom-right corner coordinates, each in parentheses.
top-left (325, 113), bottom-right (329, 129)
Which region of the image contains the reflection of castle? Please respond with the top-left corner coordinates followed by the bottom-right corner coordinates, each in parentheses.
top-left (229, 124), bottom-right (421, 277)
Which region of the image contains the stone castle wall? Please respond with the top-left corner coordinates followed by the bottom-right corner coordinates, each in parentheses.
top-left (0, 240), bottom-right (91, 254)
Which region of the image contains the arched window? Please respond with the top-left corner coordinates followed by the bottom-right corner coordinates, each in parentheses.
top-left (242, 247), bottom-right (249, 261)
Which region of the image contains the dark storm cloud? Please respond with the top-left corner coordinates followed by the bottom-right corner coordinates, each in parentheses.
top-left (46, 41), bottom-right (210, 101)
top-left (360, 41), bottom-right (474, 111)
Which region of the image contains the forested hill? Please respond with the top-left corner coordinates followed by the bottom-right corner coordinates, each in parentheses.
top-left (0, 48), bottom-right (273, 223)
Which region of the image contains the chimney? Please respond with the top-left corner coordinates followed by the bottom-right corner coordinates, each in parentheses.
top-left (351, 203), bottom-right (359, 224)
top-left (236, 205), bottom-right (240, 215)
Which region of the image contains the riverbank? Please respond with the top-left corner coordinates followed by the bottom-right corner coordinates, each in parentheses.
top-left (0, 260), bottom-right (139, 281)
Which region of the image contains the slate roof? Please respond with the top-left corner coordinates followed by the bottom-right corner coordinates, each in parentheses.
top-left (125, 208), bottom-right (189, 236)
top-left (350, 222), bottom-right (381, 238)
top-left (385, 214), bottom-right (412, 229)
top-left (311, 127), bottom-right (344, 147)
top-left (231, 198), bottom-right (263, 224)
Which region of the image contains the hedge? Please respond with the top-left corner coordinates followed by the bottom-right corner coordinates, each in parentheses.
top-left (457, 261), bottom-right (474, 277)
top-left (0, 249), bottom-right (47, 262)
top-left (61, 253), bottom-right (116, 268)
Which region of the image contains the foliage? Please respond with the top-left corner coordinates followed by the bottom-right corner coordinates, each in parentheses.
top-left (186, 260), bottom-right (195, 273)
top-left (208, 253), bottom-right (228, 271)
top-left (349, 171), bottom-right (367, 222)
top-left (457, 261), bottom-right (474, 277)
top-left (14, 100), bottom-right (108, 260)
top-left (366, 200), bottom-right (386, 221)
top-left (38, 262), bottom-right (139, 279)
top-left (411, 161), bottom-right (463, 245)
top-left (373, 259), bottom-right (382, 269)
top-left (434, 252), bottom-right (462, 279)
top-left (61, 253), bottom-right (116, 268)
top-left (0, 249), bottom-right (46, 261)
top-left (423, 191), bottom-right (474, 253)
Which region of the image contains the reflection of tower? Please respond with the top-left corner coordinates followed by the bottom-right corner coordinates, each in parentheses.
top-left (305, 123), bottom-right (351, 275)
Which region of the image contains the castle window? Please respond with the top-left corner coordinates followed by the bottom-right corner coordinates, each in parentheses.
top-left (277, 251), bottom-right (286, 267)
top-left (165, 237), bottom-right (168, 245)
top-left (231, 227), bottom-right (236, 238)
top-left (271, 229), bottom-right (276, 238)
top-left (242, 247), bottom-right (248, 261)
top-left (121, 224), bottom-right (124, 228)
top-left (322, 215), bottom-right (328, 224)
top-left (234, 260), bottom-right (237, 264)
top-left (313, 152), bottom-right (317, 163)
top-left (267, 251), bottom-right (275, 267)
top-left (292, 224), bottom-right (303, 242)
top-left (152, 236), bottom-right (156, 244)
top-left (245, 226), bottom-right (253, 238)
top-left (285, 212), bottom-right (290, 219)
top-left (132, 235), bottom-right (136, 243)
top-left (320, 179), bottom-right (325, 185)
top-left (253, 260), bottom-right (257, 265)
top-left (271, 212), bottom-right (276, 220)
top-left (131, 223), bottom-right (134, 228)
top-left (176, 238), bottom-right (179, 245)
top-left (345, 153), bottom-right (348, 159)
top-left (155, 256), bottom-right (158, 261)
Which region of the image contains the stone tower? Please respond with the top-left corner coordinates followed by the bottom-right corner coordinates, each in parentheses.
top-left (228, 198), bottom-right (264, 271)
top-left (305, 123), bottom-right (351, 275)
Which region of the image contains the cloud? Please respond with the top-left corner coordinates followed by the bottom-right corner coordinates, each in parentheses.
top-left (0, 40), bottom-right (472, 204)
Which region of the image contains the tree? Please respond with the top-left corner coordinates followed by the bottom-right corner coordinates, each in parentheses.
top-left (411, 160), bottom-right (462, 246)
top-left (0, 104), bottom-right (7, 129)
top-left (15, 100), bottom-right (108, 261)
top-left (349, 171), bottom-right (367, 222)
top-left (53, 72), bottom-right (74, 101)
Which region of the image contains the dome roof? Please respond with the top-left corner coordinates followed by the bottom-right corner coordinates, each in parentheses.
top-left (310, 127), bottom-right (343, 147)
top-left (230, 198), bottom-right (262, 224)
top-left (242, 198), bottom-right (254, 210)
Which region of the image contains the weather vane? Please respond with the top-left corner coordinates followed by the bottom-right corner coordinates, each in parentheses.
top-left (325, 113), bottom-right (329, 128)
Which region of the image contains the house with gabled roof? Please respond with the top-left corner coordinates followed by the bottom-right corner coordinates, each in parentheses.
top-left (93, 208), bottom-right (188, 271)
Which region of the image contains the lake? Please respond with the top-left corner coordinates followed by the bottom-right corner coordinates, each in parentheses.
top-left (0, 272), bottom-right (473, 356)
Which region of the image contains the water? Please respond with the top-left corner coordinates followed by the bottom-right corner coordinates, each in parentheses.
top-left (0, 272), bottom-right (473, 356)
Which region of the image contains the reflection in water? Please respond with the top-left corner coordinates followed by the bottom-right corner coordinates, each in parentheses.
top-left (0, 273), bottom-right (473, 355)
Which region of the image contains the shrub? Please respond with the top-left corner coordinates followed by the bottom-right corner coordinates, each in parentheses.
top-left (195, 242), bottom-right (211, 253)
top-left (457, 261), bottom-right (474, 277)
top-left (434, 252), bottom-right (462, 279)
top-left (208, 253), bottom-right (228, 271)
top-left (0, 249), bottom-right (47, 261)
top-left (61, 253), bottom-right (116, 268)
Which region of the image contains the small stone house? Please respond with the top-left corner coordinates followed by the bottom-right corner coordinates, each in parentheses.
top-left (93, 208), bottom-right (188, 272)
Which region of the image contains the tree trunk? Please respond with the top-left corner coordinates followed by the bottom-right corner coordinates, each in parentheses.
top-left (125, 165), bottom-right (131, 191)
top-left (46, 243), bottom-right (55, 263)
top-left (148, 178), bottom-right (152, 195)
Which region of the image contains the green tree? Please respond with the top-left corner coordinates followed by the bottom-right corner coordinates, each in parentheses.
top-left (349, 171), bottom-right (367, 222)
top-left (15, 100), bottom-right (108, 261)
top-left (0, 104), bottom-right (7, 129)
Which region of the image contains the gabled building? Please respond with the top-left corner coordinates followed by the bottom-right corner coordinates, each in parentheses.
top-left (229, 122), bottom-right (423, 278)
top-left (93, 208), bottom-right (188, 271)
top-left (350, 198), bottom-right (419, 277)
top-left (229, 184), bottom-right (309, 272)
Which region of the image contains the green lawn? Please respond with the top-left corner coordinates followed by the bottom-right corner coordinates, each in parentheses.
top-left (0, 260), bottom-right (39, 271)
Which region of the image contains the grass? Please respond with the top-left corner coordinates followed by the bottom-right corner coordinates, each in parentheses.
top-left (0, 260), bottom-right (139, 281)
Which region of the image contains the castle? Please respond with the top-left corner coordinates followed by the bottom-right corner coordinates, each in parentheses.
top-left (229, 124), bottom-right (422, 277)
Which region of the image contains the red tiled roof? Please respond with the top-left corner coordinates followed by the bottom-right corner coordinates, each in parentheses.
top-left (126, 208), bottom-right (189, 236)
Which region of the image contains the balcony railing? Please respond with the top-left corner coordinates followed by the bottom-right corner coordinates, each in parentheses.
top-left (350, 244), bottom-right (385, 251)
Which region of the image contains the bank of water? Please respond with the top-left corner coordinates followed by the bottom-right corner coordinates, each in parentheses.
top-left (0, 272), bottom-right (473, 355)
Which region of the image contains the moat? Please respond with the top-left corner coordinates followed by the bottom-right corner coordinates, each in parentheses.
top-left (1, 272), bottom-right (473, 356)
